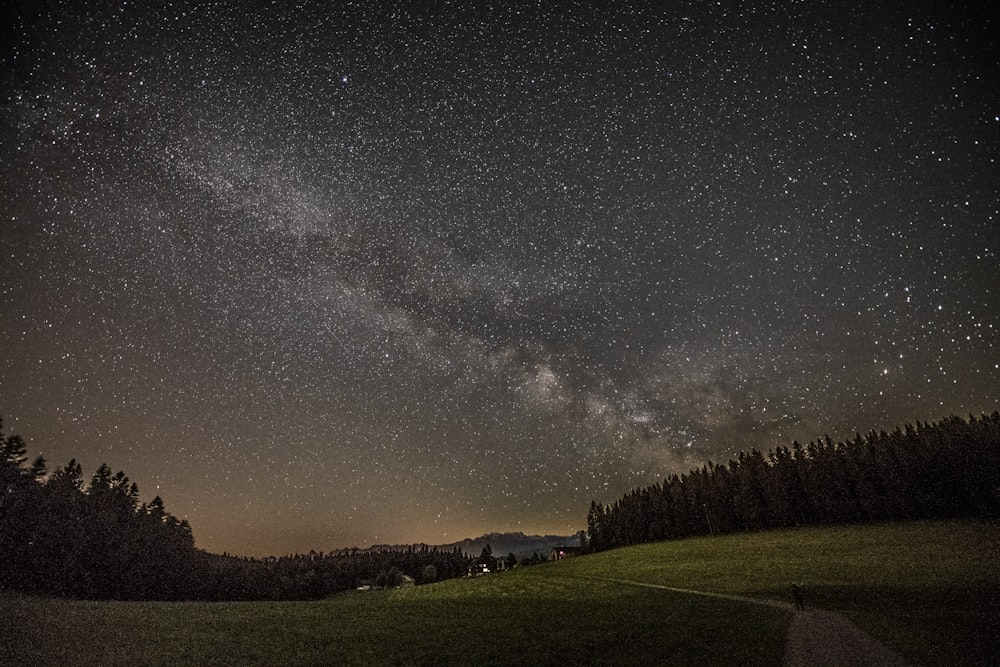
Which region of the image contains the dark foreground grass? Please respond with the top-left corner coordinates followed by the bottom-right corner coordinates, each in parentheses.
top-left (1, 574), bottom-right (786, 666)
top-left (2, 519), bottom-right (996, 666)
top-left (553, 518), bottom-right (1000, 666)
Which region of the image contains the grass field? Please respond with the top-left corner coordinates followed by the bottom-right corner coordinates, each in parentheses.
top-left (2, 520), bottom-right (997, 666)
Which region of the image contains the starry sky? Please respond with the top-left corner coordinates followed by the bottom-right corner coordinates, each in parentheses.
top-left (2, 1), bottom-right (998, 557)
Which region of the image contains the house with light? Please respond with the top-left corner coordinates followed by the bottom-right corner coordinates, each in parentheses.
top-left (550, 546), bottom-right (581, 560)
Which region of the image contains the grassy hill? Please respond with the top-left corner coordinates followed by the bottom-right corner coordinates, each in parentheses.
top-left (2, 520), bottom-right (997, 666)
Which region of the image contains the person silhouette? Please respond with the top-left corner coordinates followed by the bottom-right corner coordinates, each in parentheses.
top-left (791, 583), bottom-right (805, 610)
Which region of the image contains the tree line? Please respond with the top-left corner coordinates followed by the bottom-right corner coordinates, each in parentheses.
top-left (0, 414), bottom-right (477, 600)
top-left (587, 413), bottom-right (1000, 552)
top-left (188, 544), bottom-right (474, 601)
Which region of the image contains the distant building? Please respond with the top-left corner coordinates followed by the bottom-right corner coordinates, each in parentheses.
top-left (550, 546), bottom-right (581, 560)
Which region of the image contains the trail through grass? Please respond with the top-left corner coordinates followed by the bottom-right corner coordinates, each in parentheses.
top-left (553, 519), bottom-right (1000, 665)
top-left (2, 520), bottom-right (996, 666)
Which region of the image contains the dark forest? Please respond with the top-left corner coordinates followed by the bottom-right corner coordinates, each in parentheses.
top-left (587, 413), bottom-right (1000, 552)
top-left (0, 414), bottom-right (477, 601)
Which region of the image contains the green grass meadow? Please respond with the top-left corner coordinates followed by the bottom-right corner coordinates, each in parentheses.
top-left (2, 520), bottom-right (997, 666)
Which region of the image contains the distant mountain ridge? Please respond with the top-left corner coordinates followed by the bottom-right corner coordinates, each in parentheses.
top-left (362, 531), bottom-right (585, 559)
top-left (439, 531), bottom-right (586, 559)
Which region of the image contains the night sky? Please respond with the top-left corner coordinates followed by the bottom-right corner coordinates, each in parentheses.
top-left (2, 1), bottom-right (997, 557)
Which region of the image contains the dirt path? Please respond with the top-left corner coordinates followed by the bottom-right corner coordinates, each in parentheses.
top-left (783, 607), bottom-right (911, 667)
top-left (596, 578), bottom-right (911, 666)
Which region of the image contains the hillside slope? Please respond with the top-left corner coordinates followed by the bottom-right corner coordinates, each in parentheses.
top-left (3, 520), bottom-right (996, 666)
